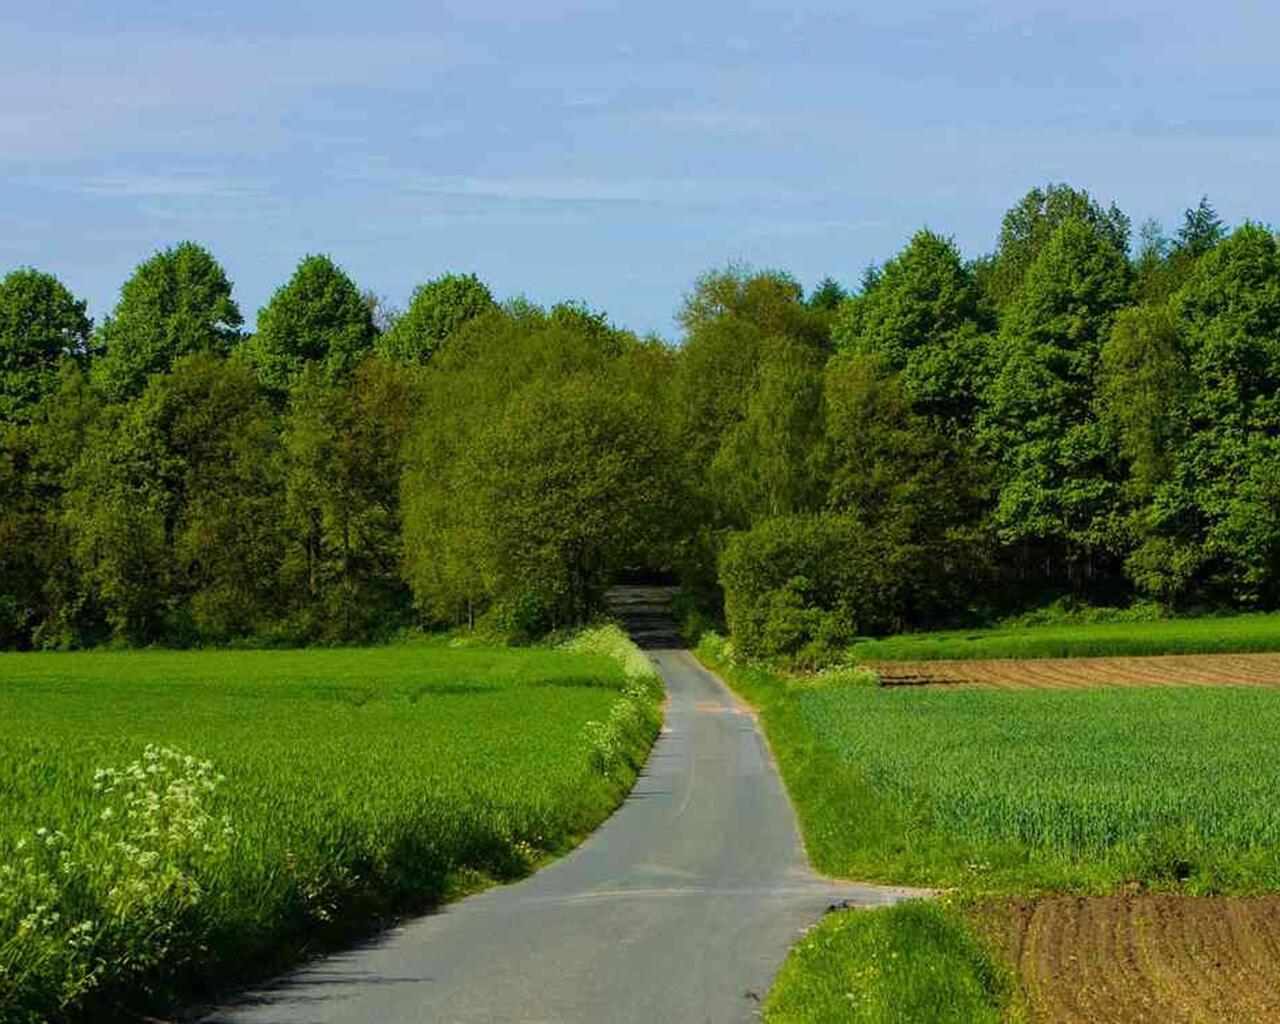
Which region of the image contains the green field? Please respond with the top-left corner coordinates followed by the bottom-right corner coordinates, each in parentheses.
top-left (698, 633), bottom-right (1280, 1020)
top-left (0, 630), bottom-right (661, 1023)
top-left (846, 611), bottom-right (1280, 661)
top-left (701, 635), bottom-right (1280, 893)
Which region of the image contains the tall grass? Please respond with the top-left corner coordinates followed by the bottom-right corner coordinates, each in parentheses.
top-left (0, 640), bottom-right (662, 1023)
top-left (847, 611), bottom-right (1280, 662)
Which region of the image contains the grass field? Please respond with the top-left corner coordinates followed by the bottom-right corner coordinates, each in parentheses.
top-left (0, 629), bottom-right (661, 1024)
top-left (847, 611), bottom-right (1280, 662)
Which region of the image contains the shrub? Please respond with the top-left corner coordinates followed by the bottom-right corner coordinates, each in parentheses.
top-left (720, 514), bottom-right (902, 658)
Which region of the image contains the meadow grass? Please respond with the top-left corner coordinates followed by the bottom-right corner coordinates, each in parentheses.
top-left (699, 634), bottom-right (1280, 893)
top-left (0, 632), bottom-right (661, 1023)
top-left (764, 901), bottom-right (1011, 1024)
top-left (847, 611), bottom-right (1280, 661)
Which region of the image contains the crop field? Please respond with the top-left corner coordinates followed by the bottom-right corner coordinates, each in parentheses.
top-left (0, 631), bottom-right (661, 1023)
top-left (701, 635), bottom-right (1280, 1022)
top-left (873, 651), bottom-right (1280, 688)
top-left (846, 611), bottom-right (1280, 662)
top-left (795, 681), bottom-right (1280, 889)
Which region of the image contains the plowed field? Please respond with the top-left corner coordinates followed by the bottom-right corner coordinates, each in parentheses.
top-left (973, 894), bottom-right (1280, 1023)
top-left (875, 652), bottom-right (1280, 689)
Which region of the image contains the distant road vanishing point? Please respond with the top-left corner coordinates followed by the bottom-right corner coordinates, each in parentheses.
top-left (203, 587), bottom-right (924, 1024)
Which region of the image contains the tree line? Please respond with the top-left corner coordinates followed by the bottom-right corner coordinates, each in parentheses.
top-left (1, 184), bottom-right (1277, 655)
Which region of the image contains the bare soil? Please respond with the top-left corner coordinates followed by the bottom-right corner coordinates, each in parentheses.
top-left (874, 652), bottom-right (1280, 689)
top-left (971, 894), bottom-right (1280, 1023)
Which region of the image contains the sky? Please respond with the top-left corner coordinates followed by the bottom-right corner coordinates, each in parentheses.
top-left (3, 1), bottom-right (1278, 339)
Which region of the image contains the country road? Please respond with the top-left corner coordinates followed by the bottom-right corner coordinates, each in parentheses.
top-left (202, 589), bottom-right (924, 1024)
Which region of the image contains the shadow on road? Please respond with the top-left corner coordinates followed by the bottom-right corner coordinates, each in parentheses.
top-left (605, 585), bottom-right (685, 650)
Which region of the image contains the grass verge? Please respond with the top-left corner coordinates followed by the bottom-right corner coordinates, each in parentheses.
top-left (765, 900), bottom-right (1015, 1024)
top-left (847, 611), bottom-right (1280, 662)
top-left (0, 628), bottom-right (662, 1023)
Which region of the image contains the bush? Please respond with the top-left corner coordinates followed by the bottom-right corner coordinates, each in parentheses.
top-left (720, 514), bottom-right (901, 658)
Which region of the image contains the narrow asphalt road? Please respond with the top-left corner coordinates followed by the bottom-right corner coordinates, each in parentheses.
top-left (203, 589), bottom-right (925, 1024)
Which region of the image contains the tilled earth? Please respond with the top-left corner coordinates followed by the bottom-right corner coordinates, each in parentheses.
top-left (972, 894), bottom-right (1280, 1023)
top-left (874, 652), bottom-right (1280, 689)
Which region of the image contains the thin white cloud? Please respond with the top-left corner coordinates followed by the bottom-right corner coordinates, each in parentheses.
top-left (332, 161), bottom-right (813, 205)
top-left (79, 174), bottom-right (264, 199)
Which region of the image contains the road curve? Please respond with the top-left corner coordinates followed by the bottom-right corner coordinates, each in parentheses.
top-left (203, 594), bottom-right (924, 1024)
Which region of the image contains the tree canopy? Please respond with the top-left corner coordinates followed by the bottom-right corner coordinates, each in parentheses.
top-left (91, 242), bottom-right (242, 401)
top-left (246, 254), bottom-right (375, 394)
top-left (0, 268), bottom-right (92, 422)
top-left (5, 185), bottom-right (1280, 656)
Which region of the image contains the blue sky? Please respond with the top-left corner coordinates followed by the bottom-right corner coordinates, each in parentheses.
top-left (3, 1), bottom-right (1277, 339)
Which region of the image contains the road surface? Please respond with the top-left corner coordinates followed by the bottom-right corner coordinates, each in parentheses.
top-left (203, 589), bottom-right (925, 1023)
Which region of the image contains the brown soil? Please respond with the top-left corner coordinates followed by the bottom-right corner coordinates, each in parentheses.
top-left (971, 894), bottom-right (1280, 1023)
top-left (875, 652), bottom-right (1280, 689)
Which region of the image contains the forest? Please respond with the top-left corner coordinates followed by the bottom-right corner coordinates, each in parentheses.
top-left (2, 183), bottom-right (1278, 659)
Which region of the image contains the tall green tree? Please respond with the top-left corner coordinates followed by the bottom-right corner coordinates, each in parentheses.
top-left (982, 217), bottom-right (1132, 581)
top-left (377, 272), bottom-right (495, 364)
top-left (91, 242), bottom-right (242, 401)
top-left (709, 336), bottom-right (825, 524)
top-left (246, 255), bottom-right (375, 394)
top-left (281, 356), bottom-right (418, 640)
top-left (673, 267), bottom-right (830, 498)
top-left (65, 355), bottom-right (283, 643)
top-left (832, 229), bottom-right (989, 430)
top-left (806, 277), bottom-right (846, 312)
top-left (0, 269), bottom-right (92, 422)
top-left (987, 184), bottom-right (1130, 305)
top-left (402, 302), bottom-right (676, 633)
top-left (1129, 224), bottom-right (1280, 604)
top-left (1175, 196), bottom-right (1226, 259)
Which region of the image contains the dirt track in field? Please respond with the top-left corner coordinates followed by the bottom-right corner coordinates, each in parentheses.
top-left (972, 894), bottom-right (1280, 1023)
top-left (873, 652), bottom-right (1280, 689)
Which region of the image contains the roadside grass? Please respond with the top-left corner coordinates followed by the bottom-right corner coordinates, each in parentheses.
top-left (847, 611), bottom-right (1280, 662)
top-left (764, 900), bottom-right (1014, 1024)
top-left (698, 634), bottom-right (1280, 894)
top-left (0, 630), bottom-right (662, 1024)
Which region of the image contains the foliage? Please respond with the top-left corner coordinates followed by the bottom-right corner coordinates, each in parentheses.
top-left (377, 272), bottom-right (495, 364)
top-left (832, 230), bottom-right (988, 430)
top-left (805, 276), bottom-right (846, 312)
top-left (0, 637), bottom-right (661, 1022)
top-left (765, 902), bottom-right (1009, 1023)
top-left (0, 270), bottom-right (91, 423)
top-left (708, 336), bottom-right (826, 524)
top-left (2, 183), bottom-right (1279, 653)
top-left (986, 183), bottom-right (1130, 305)
top-left (63, 354), bottom-right (284, 645)
top-left (673, 266), bottom-right (831, 506)
top-left (720, 514), bottom-right (889, 659)
top-left (1132, 224), bottom-right (1280, 604)
top-left (981, 217), bottom-right (1132, 576)
top-left (401, 303), bottom-right (678, 634)
top-left (90, 243), bottom-right (242, 402)
top-left (245, 254), bottom-right (374, 395)
top-left (280, 356), bottom-right (418, 641)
